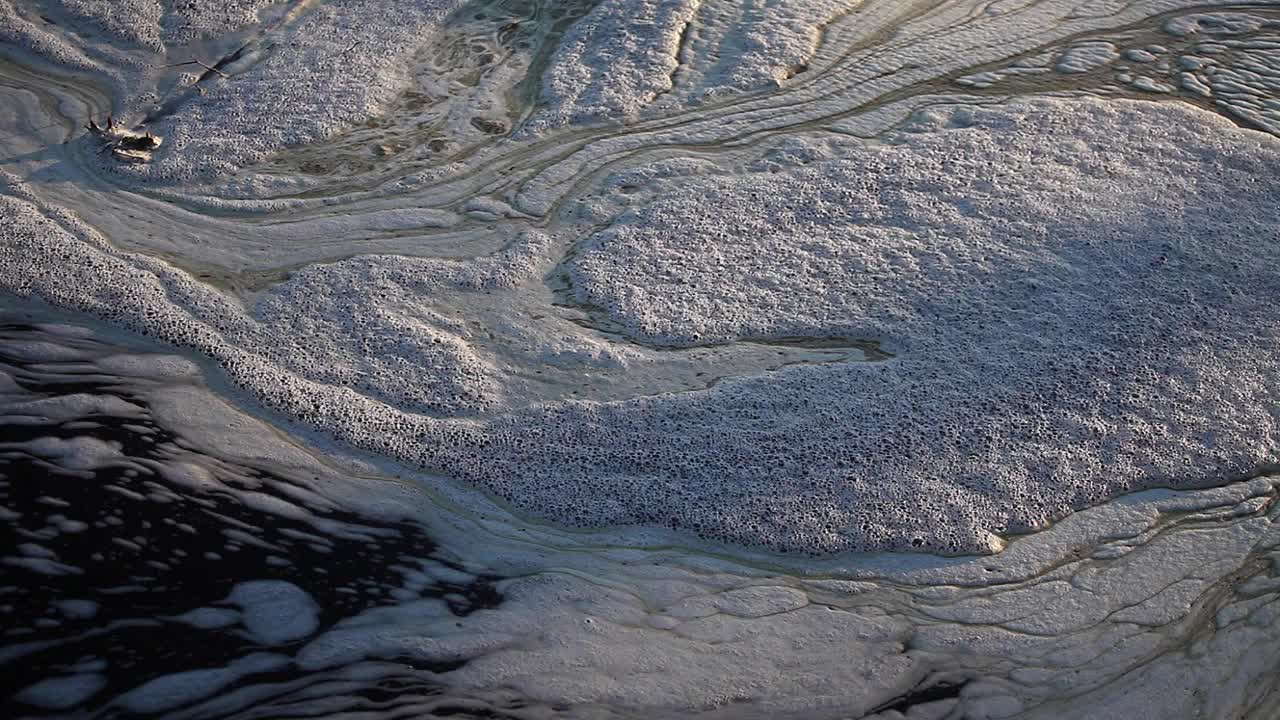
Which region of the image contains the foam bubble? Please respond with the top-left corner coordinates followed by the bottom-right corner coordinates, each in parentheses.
top-left (225, 580), bottom-right (320, 644)
top-left (16, 673), bottom-right (107, 710)
top-left (1054, 41), bottom-right (1120, 73)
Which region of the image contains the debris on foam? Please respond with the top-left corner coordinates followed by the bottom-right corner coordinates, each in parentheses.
top-left (85, 115), bottom-right (162, 163)
top-left (9, 0), bottom-right (471, 185)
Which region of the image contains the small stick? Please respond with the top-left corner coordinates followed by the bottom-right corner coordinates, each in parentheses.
top-left (161, 59), bottom-right (229, 79)
top-left (328, 40), bottom-right (360, 60)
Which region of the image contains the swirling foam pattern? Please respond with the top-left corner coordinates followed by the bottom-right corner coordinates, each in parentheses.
top-left (2, 0), bottom-right (1280, 716)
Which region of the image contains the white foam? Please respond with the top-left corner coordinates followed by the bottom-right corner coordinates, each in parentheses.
top-left (225, 580), bottom-right (320, 644)
top-left (963, 8), bottom-right (1280, 137)
top-left (1055, 41), bottom-right (1120, 73)
top-left (0, 393), bottom-right (147, 423)
top-left (43, 0), bottom-right (165, 52)
top-left (9, 0), bottom-right (470, 186)
top-left (1187, 34), bottom-right (1280, 135)
top-left (660, 0), bottom-right (853, 104)
top-left (1165, 12), bottom-right (1280, 37)
top-left (1131, 75), bottom-right (1175, 92)
top-left (4, 436), bottom-right (124, 470)
top-left (0, 1), bottom-right (107, 78)
top-left (563, 98), bottom-right (1280, 552)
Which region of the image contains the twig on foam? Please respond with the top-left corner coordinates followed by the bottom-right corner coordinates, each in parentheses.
top-left (327, 41), bottom-right (362, 61)
top-left (161, 58), bottom-right (229, 79)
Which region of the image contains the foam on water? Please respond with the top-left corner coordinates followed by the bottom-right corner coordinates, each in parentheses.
top-left (1, 0), bottom-right (473, 188)
top-left (134, 0), bottom-right (472, 186)
top-left (662, 0), bottom-right (854, 103)
top-left (225, 580), bottom-right (320, 644)
top-left (5, 95), bottom-right (1278, 555)
top-left (113, 652), bottom-right (292, 714)
top-left (0, 318), bottom-right (511, 714)
top-left (3, 0), bottom-right (1280, 714)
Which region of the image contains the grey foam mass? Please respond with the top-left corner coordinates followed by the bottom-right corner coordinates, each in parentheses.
top-left (553, 98), bottom-right (1280, 553)
top-left (3, 99), bottom-right (1279, 555)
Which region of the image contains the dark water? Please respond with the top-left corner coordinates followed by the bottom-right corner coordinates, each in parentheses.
top-left (0, 321), bottom-right (557, 719)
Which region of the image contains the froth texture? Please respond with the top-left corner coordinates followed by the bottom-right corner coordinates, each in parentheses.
top-left (556, 99), bottom-right (1280, 552)
top-left (3, 99), bottom-right (1278, 555)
